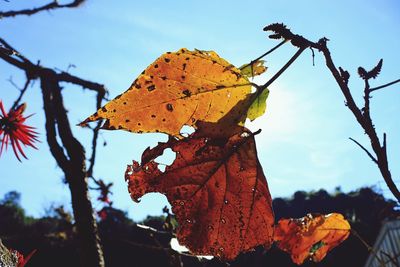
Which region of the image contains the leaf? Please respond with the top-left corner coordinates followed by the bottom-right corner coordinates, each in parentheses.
top-left (274, 213), bottom-right (350, 265)
top-left (246, 88), bottom-right (269, 121)
top-left (80, 48), bottom-right (254, 137)
top-left (240, 60), bottom-right (267, 78)
top-left (125, 125), bottom-right (274, 260)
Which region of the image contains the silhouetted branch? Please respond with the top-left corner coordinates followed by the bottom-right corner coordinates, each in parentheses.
top-left (264, 23), bottom-right (400, 202)
top-left (0, 0), bottom-right (86, 19)
top-left (0, 36), bottom-right (107, 266)
top-left (10, 77), bottom-right (31, 110)
top-left (260, 47), bottom-right (306, 91)
top-left (349, 138), bottom-right (378, 164)
top-left (370, 78), bottom-right (400, 92)
top-left (0, 39), bottom-right (108, 97)
top-left (239, 40), bottom-right (286, 70)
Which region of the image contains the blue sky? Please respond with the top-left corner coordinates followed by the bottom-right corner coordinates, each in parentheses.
top-left (0, 0), bottom-right (399, 221)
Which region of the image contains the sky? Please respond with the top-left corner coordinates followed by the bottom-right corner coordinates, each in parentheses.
top-left (0, 0), bottom-right (399, 221)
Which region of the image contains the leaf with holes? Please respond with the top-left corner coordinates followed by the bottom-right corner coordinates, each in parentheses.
top-left (240, 60), bottom-right (267, 78)
top-left (274, 213), bottom-right (350, 265)
top-left (80, 48), bottom-right (259, 137)
top-left (125, 125), bottom-right (274, 260)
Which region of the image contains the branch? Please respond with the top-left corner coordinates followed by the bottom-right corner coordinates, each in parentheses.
top-left (40, 77), bottom-right (70, 173)
top-left (10, 77), bottom-right (31, 110)
top-left (239, 40), bottom-right (287, 70)
top-left (260, 47), bottom-right (306, 91)
top-left (264, 23), bottom-right (400, 202)
top-left (57, 72), bottom-right (107, 95)
top-left (0, 0), bottom-right (86, 19)
top-left (351, 229), bottom-right (386, 267)
top-left (349, 137), bottom-right (378, 164)
top-left (0, 38), bottom-right (108, 95)
top-left (370, 78), bottom-right (400, 92)
top-left (362, 79), bottom-right (371, 118)
top-left (0, 36), bottom-right (108, 179)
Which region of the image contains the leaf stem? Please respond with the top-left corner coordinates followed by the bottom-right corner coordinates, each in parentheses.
top-left (240, 40), bottom-right (287, 70)
top-left (260, 47), bottom-right (306, 91)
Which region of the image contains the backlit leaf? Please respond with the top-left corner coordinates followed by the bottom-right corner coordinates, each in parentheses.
top-left (80, 48), bottom-right (255, 137)
top-left (240, 60), bottom-right (267, 78)
top-left (274, 213), bottom-right (350, 265)
top-left (246, 88), bottom-right (269, 121)
top-left (125, 125), bottom-right (274, 260)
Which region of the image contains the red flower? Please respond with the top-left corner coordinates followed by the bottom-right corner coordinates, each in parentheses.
top-left (0, 101), bottom-right (39, 161)
top-left (97, 208), bottom-right (108, 220)
top-left (11, 248), bottom-right (37, 267)
top-left (95, 179), bottom-right (113, 205)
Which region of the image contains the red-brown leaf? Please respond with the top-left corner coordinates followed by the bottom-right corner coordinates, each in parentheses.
top-left (125, 127), bottom-right (274, 260)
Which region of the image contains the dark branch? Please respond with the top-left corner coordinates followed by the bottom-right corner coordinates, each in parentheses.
top-left (362, 78), bottom-right (371, 117)
top-left (87, 89), bottom-right (106, 178)
top-left (0, 0), bottom-right (86, 19)
top-left (370, 78), bottom-right (400, 92)
top-left (239, 40), bottom-right (286, 70)
top-left (11, 77), bottom-right (31, 110)
top-left (57, 72), bottom-right (107, 94)
top-left (0, 38), bottom-right (108, 95)
top-left (260, 47), bottom-right (305, 91)
top-left (40, 77), bottom-right (70, 173)
top-left (264, 23), bottom-right (400, 202)
top-left (349, 138), bottom-right (378, 164)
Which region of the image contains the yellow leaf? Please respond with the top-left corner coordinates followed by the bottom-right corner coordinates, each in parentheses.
top-left (80, 48), bottom-right (253, 137)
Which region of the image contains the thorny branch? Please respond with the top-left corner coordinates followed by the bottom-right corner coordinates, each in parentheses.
top-left (263, 23), bottom-right (400, 202)
top-left (0, 0), bottom-right (86, 19)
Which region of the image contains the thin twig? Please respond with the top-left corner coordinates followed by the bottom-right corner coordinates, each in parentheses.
top-left (381, 250), bottom-right (400, 267)
top-left (87, 88), bottom-right (106, 178)
top-left (11, 78), bottom-right (31, 110)
top-left (0, 0), bottom-right (86, 19)
top-left (349, 138), bottom-right (378, 164)
top-left (310, 47), bottom-right (315, 66)
top-left (239, 40), bottom-right (286, 70)
top-left (260, 47), bottom-right (306, 91)
top-left (351, 229), bottom-right (385, 267)
top-left (370, 78), bottom-right (400, 92)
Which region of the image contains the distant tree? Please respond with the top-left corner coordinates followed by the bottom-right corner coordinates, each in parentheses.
top-left (0, 188), bottom-right (397, 266)
top-left (1, 191), bottom-right (21, 206)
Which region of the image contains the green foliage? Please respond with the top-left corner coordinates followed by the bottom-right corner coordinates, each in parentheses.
top-left (247, 88), bottom-right (269, 121)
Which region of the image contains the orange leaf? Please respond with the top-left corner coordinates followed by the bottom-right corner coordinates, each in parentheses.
top-left (125, 126), bottom-right (274, 260)
top-left (274, 213), bottom-right (350, 265)
top-left (81, 48), bottom-right (254, 137)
